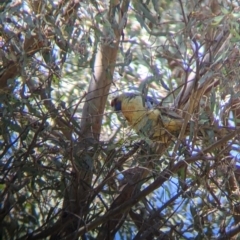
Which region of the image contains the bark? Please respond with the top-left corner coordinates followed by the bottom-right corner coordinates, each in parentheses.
top-left (53, 1), bottom-right (131, 239)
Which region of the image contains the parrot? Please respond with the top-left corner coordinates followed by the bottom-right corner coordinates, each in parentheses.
top-left (111, 92), bottom-right (186, 143)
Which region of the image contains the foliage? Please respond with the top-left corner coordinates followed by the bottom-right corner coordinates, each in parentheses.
top-left (1, 0), bottom-right (240, 239)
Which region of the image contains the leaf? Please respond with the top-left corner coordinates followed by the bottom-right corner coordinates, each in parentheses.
top-left (210, 89), bottom-right (216, 112)
top-left (211, 15), bottom-right (224, 26)
top-left (221, 7), bottom-right (229, 15)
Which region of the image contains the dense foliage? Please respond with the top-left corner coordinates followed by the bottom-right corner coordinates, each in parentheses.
top-left (1, 0), bottom-right (240, 239)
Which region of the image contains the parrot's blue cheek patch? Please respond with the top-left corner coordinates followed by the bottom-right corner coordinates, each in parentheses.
top-left (115, 101), bottom-right (122, 111)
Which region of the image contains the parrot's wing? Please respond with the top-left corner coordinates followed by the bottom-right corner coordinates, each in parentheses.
top-left (159, 107), bottom-right (183, 120)
top-left (144, 107), bottom-right (184, 143)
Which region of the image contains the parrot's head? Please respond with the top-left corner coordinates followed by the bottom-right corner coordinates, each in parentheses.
top-left (111, 92), bottom-right (143, 112)
top-left (111, 92), bottom-right (150, 125)
top-left (111, 92), bottom-right (159, 112)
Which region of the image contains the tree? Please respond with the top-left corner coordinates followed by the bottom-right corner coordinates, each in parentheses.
top-left (1, 0), bottom-right (240, 239)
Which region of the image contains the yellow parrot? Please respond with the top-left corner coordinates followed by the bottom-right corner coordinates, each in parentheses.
top-left (111, 92), bottom-right (185, 143)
